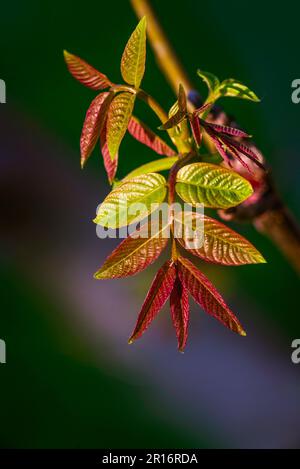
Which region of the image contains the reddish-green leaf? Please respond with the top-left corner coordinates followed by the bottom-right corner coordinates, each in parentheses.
top-left (129, 261), bottom-right (176, 343)
top-left (189, 114), bottom-right (202, 146)
top-left (94, 221), bottom-right (169, 279)
top-left (64, 50), bottom-right (112, 90)
top-left (128, 116), bottom-right (176, 156)
top-left (170, 278), bottom-right (190, 352)
top-left (100, 121), bottom-right (118, 183)
top-left (178, 256), bottom-right (246, 335)
top-left (107, 92), bottom-right (135, 159)
top-left (121, 16), bottom-right (147, 88)
top-left (159, 85), bottom-right (187, 130)
top-left (176, 212), bottom-right (266, 265)
top-left (80, 92), bottom-right (113, 168)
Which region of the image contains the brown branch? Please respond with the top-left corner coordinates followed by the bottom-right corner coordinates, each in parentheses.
top-left (130, 0), bottom-right (300, 274)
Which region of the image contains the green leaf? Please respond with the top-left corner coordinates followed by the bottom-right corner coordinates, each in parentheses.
top-left (197, 70), bottom-right (220, 96)
top-left (107, 92), bottom-right (135, 159)
top-left (123, 156), bottom-right (178, 180)
top-left (94, 173), bottom-right (167, 228)
top-left (217, 79), bottom-right (260, 102)
top-left (175, 162), bottom-right (253, 209)
top-left (121, 16), bottom-right (147, 88)
top-left (94, 221), bottom-right (169, 279)
top-left (175, 212), bottom-right (266, 265)
top-left (159, 84), bottom-right (187, 130)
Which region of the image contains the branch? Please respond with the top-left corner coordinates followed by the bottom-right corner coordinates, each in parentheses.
top-left (130, 0), bottom-right (300, 274)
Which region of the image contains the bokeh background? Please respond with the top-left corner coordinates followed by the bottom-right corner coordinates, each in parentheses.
top-left (1, 0), bottom-right (300, 449)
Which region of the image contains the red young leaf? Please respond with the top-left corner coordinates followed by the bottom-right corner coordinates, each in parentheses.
top-left (194, 102), bottom-right (213, 116)
top-left (100, 121), bottom-right (118, 183)
top-left (94, 222), bottom-right (169, 279)
top-left (223, 137), bottom-right (265, 169)
top-left (170, 277), bottom-right (190, 352)
top-left (128, 116), bottom-right (176, 156)
top-left (178, 256), bottom-right (246, 335)
top-left (64, 50), bottom-right (112, 90)
top-left (189, 114), bottom-right (202, 146)
top-left (80, 92), bottom-right (113, 168)
top-left (129, 260), bottom-right (177, 343)
top-left (204, 122), bottom-right (251, 138)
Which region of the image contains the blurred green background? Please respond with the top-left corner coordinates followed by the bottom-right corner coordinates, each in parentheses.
top-left (0, 0), bottom-right (299, 449)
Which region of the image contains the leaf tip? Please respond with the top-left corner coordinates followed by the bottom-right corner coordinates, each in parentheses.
top-left (240, 329), bottom-right (247, 337)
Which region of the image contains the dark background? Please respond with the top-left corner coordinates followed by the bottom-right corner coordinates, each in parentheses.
top-left (0, 0), bottom-right (299, 448)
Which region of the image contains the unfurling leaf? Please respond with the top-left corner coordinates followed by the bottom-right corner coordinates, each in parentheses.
top-left (94, 221), bottom-right (169, 279)
top-left (94, 173), bottom-right (167, 228)
top-left (121, 16), bottom-right (147, 88)
top-left (129, 260), bottom-right (177, 343)
top-left (178, 256), bottom-right (246, 335)
top-left (64, 51), bottom-right (112, 90)
top-left (100, 121), bottom-right (118, 183)
top-left (128, 116), bottom-right (176, 156)
top-left (175, 162), bottom-right (253, 209)
top-left (80, 92), bottom-right (113, 168)
top-left (189, 113), bottom-right (202, 146)
top-left (107, 92), bottom-right (135, 159)
top-left (197, 70), bottom-right (220, 96)
top-left (170, 278), bottom-right (190, 352)
top-left (176, 212), bottom-right (266, 265)
top-left (159, 84), bottom-right (187, 130)
top-left (217, 79), bottom-right (260, 102)
top-left (124, 156), bottom-right (178, 180)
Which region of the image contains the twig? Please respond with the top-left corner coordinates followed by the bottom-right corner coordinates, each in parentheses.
top-left (130, 0), bottom-right (300, 274)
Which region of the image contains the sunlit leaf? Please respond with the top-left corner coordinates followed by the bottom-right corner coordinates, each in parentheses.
top-left (170, 278), bottom-right (189, 352)
top-left (64, 50), bottom-right (112, 90)
top-left (94, 221), bottom-right (169, 279)
top-left (80, 92), bottom-right (113, 168)
top-left (175, 212), bottom-right (266, 265)
top-left (197, 69), bottom-right (220, 96)
top-left (129, 260), bottom-right (177, 343)
top-left (178, 256), bottom-right (246, 335)
top-left (175, 162), bottom-right (253, 209)
top-left (121, 16), bottom-right (147, 88)
top-left (217, 79), bottom-right (260, 102)
top-left (107, 92), bottom-right (135, 159)
top-left (94, 173), bottom-right (167, 228)
top-left (128, 116), bottom-right (176, 156)
top-left (124, 156), bottom-right (178, 180)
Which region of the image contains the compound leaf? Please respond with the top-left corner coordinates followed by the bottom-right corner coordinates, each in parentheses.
top-left (178, 256), bottom-right (246, 335)
top-left (129, 260), bottom-right (177, 343)
top-left (64, 50), bottom-right (112, 90)
top-left (121, 16), bottom-right (147, 88)
top-left (107, 92), bottom-right (135, 159)
top-left (94, 173), bottom-right (167, 228)
top-left (175, 162), bottom-right (253, 209)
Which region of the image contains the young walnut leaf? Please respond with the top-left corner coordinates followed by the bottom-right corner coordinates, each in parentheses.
top-left (128, 116), bottom-right (176, 156)
top-left (217, 79), bottom-right (260, 102)
top-left (189, 113), bottom-right (202, 146)
top-left (176, 212), bottom-right (266, 265)
top-left (170, 278), bottom-right (190, 352)
top-left (129, 260), bottom-right (177, 343)
top-left (107, 92), bottom-right (135, 159)
top-left (94, 173), bottom-right (167, 228)
top-left (64, 51), bottom-right (112, 90)
top-left (197, 70), bottom-right (220, 96)
top-left (94, 221), bottom-right (169, 279)
top-left (124, 156), bottom-right (178, 180)
top-left (100, 120), bottom-right (118, 183)
top-left (175, 162), bottom-right (253, 209)
top-left (80, 92), bottom-right (113, 168)
top-left (121, 16), bottom-right (147, 88)
top-left (159, 84), bottom-right (187, 130)
top-left (178, 256), bottom-right (246, 336)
